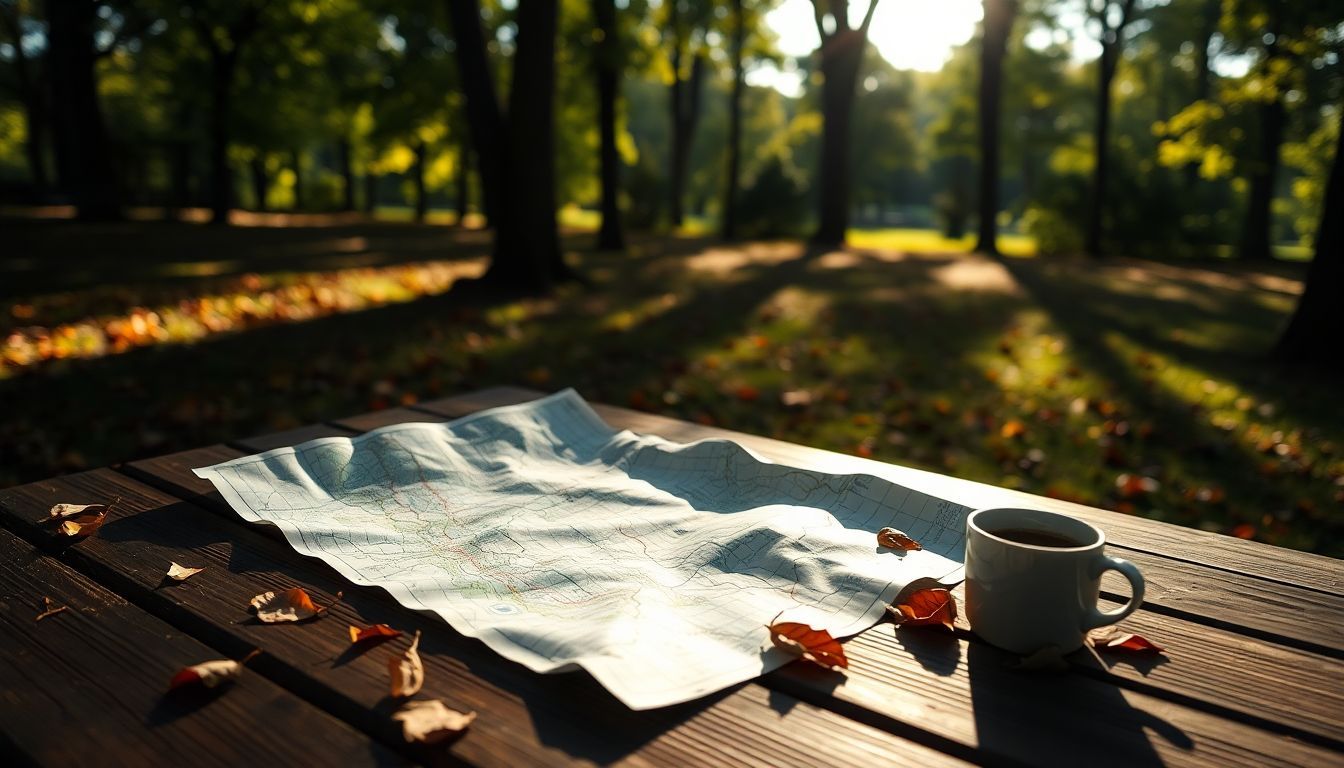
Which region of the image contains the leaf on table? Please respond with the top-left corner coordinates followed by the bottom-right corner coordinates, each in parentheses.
top-left (877, 527), bottom-right (922, 551)
top-left (1088, 628), bottom-right (1164, 653)
top-left (166, 562), bottom-right (205, 582)
top-left (350, 623), bottom-right (402, 645)
top-left (1007, 645), bottom-right (1069, 672)
top-left (34, 596), bottom-right (69, 622)
top-left (249, 587), bottom-right (341, 623)
top-left (40, 499), bottom-right (114, 523)
top-left (392, 699), bottom-right (476, 744)
top-left (767, 621), bottom-right (849, 669)
top-left (50, 498), bottom-right (118, 538)
top-left (887, 588), bottom-right (957, 631)
top-left (389, 630), bottom-right (424, 697)
top-left (168, 649), bottom-right (261, 691)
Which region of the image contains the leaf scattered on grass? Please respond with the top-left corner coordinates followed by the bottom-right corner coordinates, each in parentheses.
top-left (166, 562), bottom-right (205, 582)
top-left (768, 620), bottom-right (848, 669)
top-left (349, 623), bottom-right (402, 645)
top-left (877, 527), bottom-right (922, 551)
top-left (887, 588), bottom-right (957, 632)
top-left (1089, 628), bottom-right (1164, 653)
top-left (249, 587), bottom-right (341, 623)
top-left (392, 699), bottom-right (476, 744)
top-left (35, 596), bottom-right (69, 622)
top-left (389, 630), bottom-right (424, 698)
top-left (168, 649), bottom-right (261, 691)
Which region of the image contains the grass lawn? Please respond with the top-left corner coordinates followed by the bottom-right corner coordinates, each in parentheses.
top-left (3, 215), bottom-right (1340, 556)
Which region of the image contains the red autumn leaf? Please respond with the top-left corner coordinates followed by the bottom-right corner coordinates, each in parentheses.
top-left (735, 385), bottom-right (760, 402)
top-left (249, 588), bottom-right (341, 623)
top-left (877, 527), bottom-right (922, 551)
top-left (349, 623), bottom-right (402, 645)
top-left (887, 588), bottom-right (957, 631)
top-left (168, 649), bottom-right (261, 692)
top-left (1089, 629), bottom-right (1164, 653)
top-left (768, 621), bottom-right (848, 669)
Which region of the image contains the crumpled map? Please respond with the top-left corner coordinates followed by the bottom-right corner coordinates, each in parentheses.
top-left (195, 389), bottom-right (971, 709)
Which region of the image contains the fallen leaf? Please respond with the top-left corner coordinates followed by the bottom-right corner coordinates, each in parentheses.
top-left (1089, 629), bottom-right (1164, 653)
top-left (887, 588), bottom-right (958, 631)
top-left (768, 621), bottom-right (849, 669)
top-left (390, 630), bottom-right (424, 697)
top-left (1000, 420), bottom-right (1027, 439)
top-left (58, 508), bottom-right (109, 538)
top-left (393, 699), bottom-right (476, 744)
top-left (249, 587), bottom-right (341, 623)
top-left (166, 562), bottom-right (205, 582)
top-left (1007, 645), bottom-right (1069, 672)
top-left (40, 499), bottom-right (114, 523)
top-left (35, 596), bottom-right (69, 622)
top-left (877, 527), bottom-right (922, 551)
top-left (168, 649), bottom-right (261, 691)
top-left (350, 623), bottom-right (402, 645)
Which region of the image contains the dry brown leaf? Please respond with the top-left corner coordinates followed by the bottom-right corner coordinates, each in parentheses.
top-left (166, 562), bottom-right (205, 582)
top-left (249, 587), bottom-right (341, 623)
top-left (1089, 628), bottom-right (1165, 653)
top-left (53, 499), bottom-right (117, 538)
top-left (168, 649), bottom-right (261, 691)
top-left (887, 588), bottom-right (958, 631)
top-left (1008, 645), bottom-right (1070, 672)
top-left (393, 699), bottom-right (476, 744)
top-left (877, 527), bottom-right (922, 551)
top-left (41, 500), bottom-right (113, 523)
top-left (768, 621), bottom-right (848, 669)
top-left (349, 623), bottom-right (402, 645)
top-left (389, 630), bottom-right (424, 697)
top-left (35, 596), bottom-right (69, 622)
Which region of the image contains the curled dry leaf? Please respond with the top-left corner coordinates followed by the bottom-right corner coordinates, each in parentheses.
top-left (53, 499), bottom-right (118, 538)
top-left (389, 630), bottom-right (424, 698)
top-left (166, 562), bottom-right (205, 582)
top-left (349, 623), bottom-right (402, 645)
top-left (887, 588), bottom-right (958, 632)
top-left (877, 527), bottom-right (922, 551)
top-left (41, 500), bottom-right (112, 523)
top-left (168, 649), bottom-right (261, 692)
top-left (767, 622), bottom-right (848, 669)
top-left (393, 699), bottom-right (476, 744)
top-left (249, 587), bottom-right (341, 623)
top-left (35, 596), bottom-right (69, 622)
top-left (1089, 628), bottom-right (1164, 653)
top-left (1008, 645), bottom-right (1070, 672)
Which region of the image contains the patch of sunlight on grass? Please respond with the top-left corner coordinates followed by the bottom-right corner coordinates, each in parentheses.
top-left (159, 260), bottom-right (243, 278)
top-left (848, 228), bottom-right (1037, 257)
top-left (559, 206), bottom-right (600, 231)
top-left (1274, 243), bottom-right (1312, 261)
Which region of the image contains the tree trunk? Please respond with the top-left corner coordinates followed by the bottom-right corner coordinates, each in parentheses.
top-left (812, 29), bottom-right (866, 247)
top-left (412, 141), bottom-right (428, 223)
top-left (1084, 45), bottom-right (1118, 258)
top-left (249, 154), bottom-right (268, 211)
top-left (363, 168), bottom-right (377, 214)
top-left (1239, 9), bottom-right (1286, 263)
top-left (455, 138), bottom-right (471, 226)
top-left (290, 147), bottom-right (305, 211)
top-left (445, 0), bottom-right (504, 227)
top-left (45, 0), bottom-right (119, 220)
top-left (721, 0), bottom-right (745, 241)
top-left (22, 96), bottom-right (49, 197)
top-left (593, 0), bottom-right (625, 250)
top-left (337, 139), bottom-right (356, 211)
top-left (168, 139), bottom-right (192, 218)
top-left (975, 0), bottom-right (1017, 256)
top-left (1273, 113), bottom-right (1343, 368)
top-left (206, 51), bottom-right (236, 225)
top-left (1184, 0), bottom-right (1220, 190)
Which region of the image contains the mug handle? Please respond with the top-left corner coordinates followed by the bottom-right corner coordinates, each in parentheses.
top-left (1082, 556), bottom-right (1145, 630)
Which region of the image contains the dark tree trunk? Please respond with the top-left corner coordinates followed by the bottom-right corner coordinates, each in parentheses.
top-left (169, 140), bottom-right (192, 217)
top-left (455, 139), bottom-right (471, 226)
top-left (1273, 113), bottom-right (1343, 368)
top-left (412, 141), bottom-right (428, 223)
top-left (812, 30), bottom-right (866, 247)
top-left (363, 168), bottom-right (377, 214)
top-left (206, 51), bottom-right (236, 224)
top-left (1184, 0), bottom-right (1220, 189)
top-left (249, 154), bottom-right (268, 211)
top-left (445, 0), bottom-right (504, 227)
top-left (975, 0), bottom-right (1017, 256)
top-left (337, 139), bottom-right (356, 211)
top-left (45, 0), bottom-right (119, 220)
top-left (721, 0), bottom-right (745, 241)
top-left (1239, 9), bottom-right (1286, 263)
top-left (593, 0), bottom-right (625, 250)
top-left (1084, 0), bottom-right (1136, 258)
top-left (290, 148), bottom-right (305, 211)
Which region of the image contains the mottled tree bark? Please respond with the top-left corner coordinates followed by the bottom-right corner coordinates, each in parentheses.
top-left (444, 0), bottom-right (503, 226)
top-left (1084, 0), bottom-right (1137, 258)
top-left (1239, 5), bottom-right (1285, 262)
top-left (974, 0), bottom-right (1018, 256)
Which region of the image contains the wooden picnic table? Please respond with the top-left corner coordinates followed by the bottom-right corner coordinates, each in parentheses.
top-left (2, 386), bottom-right (1341, 767)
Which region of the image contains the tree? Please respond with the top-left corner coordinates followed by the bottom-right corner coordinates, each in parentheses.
top-left (664, 0), bottom-right (712, 229)
top-left (0, 1), bottom-right (48, 196)
top-left (720, 0), bottom-right (745, 240)
top-left (974, 0), bottom-right (1019, 255)
top-left (592, 0), bottom-right (625, 250)
top-left (809, 0), bottom-right (880, 247)
top-left (1273, 110), bottom-right (1342, 368)
top-left (1236, 1), bottom-right (1285, 262)
top-left (1082, 0), bottom-right (1139, 258)
top-left (45, 0), bottom-right (120, 219)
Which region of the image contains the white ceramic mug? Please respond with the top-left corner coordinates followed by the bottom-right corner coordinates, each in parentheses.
top-left (964, 507), bottom-right (1145, 654)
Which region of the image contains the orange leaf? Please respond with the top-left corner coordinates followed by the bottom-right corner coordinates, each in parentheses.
top-left (735, 385), bottom-right (760, 402)
top-left (249, 587), bottom-right (341, 623)
top-left (349, 623), bottom-right (402, 645)
top-left (48, 498), bottom-right (118, 538)
top-left (887, 588), bottom-right (957, 631)
top-left (877, 527), bottom-right (922, 551)
top-left (390, 630), bottom-right (424, 697)
top-left (1089, 629), bottom-right (1164, 653)
top-left (768, 622), bottom-right (848, 669)
top-left (393, 699), bottom-right (476, 744)
top-left (1000, 420), bottom-right (1027, 439)
top-left (35, 596), bottom-right (69, 622)
top-left (168, 649), bottom-right (260, 691)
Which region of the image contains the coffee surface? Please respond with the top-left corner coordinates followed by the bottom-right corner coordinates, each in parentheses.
top-left (986, 527), bottom-right (1086, 548)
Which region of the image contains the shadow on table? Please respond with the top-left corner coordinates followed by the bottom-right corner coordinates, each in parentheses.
top-left (966, 642), bottom-right (1191, 766)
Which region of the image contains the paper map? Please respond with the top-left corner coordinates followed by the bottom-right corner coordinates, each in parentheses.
top-left (194, 390), bottom-right (971, 709)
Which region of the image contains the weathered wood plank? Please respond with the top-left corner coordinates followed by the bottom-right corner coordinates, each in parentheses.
top-left (0, 471), bottom-right (969, 768)
top-left (414, 388), bottom-right (1344, 596)
top-left (232, 423), bottom-right (351, 454)
top-left (0, 527), bottom-right (399, 767)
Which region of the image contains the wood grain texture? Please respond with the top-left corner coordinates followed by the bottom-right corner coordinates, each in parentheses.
top-left (412, 388), bottom-right (1344, 596)
top-left (0, 471), bottom-right (968, 768)
top-left (0, 528), bottom-right (398, 767)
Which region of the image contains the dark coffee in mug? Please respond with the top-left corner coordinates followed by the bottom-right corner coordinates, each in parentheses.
top-left (985, 527), bottom-right (1085, 548)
